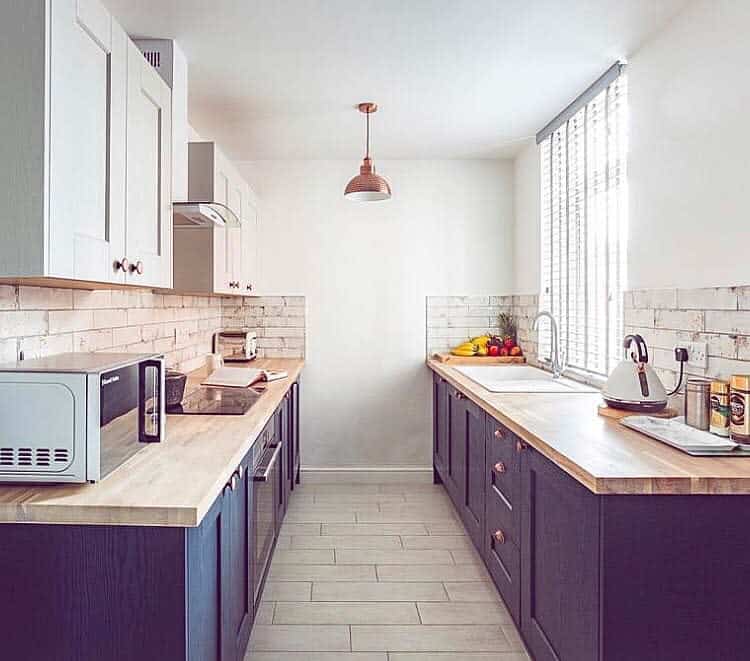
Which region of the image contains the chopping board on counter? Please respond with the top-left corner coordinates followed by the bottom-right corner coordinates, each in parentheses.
top-left (597, 403), bottom-right (679, 420)
top-left (432, 352), bottom-right (526, 365)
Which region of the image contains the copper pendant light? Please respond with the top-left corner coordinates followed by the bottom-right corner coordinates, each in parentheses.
top-left (344, 102), bottom-right (392, 201)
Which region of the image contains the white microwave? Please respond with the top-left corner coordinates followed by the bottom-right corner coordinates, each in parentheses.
top-left (0, 353), bottom-right (165, 484)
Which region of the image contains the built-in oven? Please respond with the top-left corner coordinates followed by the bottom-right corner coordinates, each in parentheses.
top-left (252, 424), bottom-right (281, 607)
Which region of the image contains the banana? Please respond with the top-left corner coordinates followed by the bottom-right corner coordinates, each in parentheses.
top-left (451, 341), bottom-right (479, 356)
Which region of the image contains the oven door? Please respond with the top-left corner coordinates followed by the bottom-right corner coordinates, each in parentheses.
top-left (253, 442), bottom-right (281, 606)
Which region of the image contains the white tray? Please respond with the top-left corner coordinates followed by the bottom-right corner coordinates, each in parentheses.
top-left (621, 416), bottom-right (750, 456)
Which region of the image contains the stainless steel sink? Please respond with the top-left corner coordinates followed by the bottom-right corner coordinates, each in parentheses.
top-left (453, 365), bottom-right (597, 393)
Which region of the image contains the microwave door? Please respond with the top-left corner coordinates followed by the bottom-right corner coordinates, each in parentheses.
top-left (99, 364), bottom-right (142, 480)
top-left (139, 358), bottom-right (166, 443)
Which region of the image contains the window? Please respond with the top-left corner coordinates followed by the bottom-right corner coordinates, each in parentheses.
top-left (538, 64), bottom-right (627, 378)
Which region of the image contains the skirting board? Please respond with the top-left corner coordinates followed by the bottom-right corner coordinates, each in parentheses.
top-left (300, 467), bottom-right (433, 484)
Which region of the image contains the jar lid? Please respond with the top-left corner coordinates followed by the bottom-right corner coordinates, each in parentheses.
top-left (731, 375), bottom-right (750, 391)
top-left (686, 377), bottom-right (712, 390)
top-left (711, 380), bottom-right (730, 394)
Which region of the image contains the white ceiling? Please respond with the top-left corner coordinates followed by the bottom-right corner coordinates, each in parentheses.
top-left (103, 0), bottom-right (688, 160)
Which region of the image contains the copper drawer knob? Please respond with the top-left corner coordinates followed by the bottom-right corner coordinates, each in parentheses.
top-left (494, 462), bottom-right (506, 474)
top-left (493, 529), bottom-right (506, 544)
top-left (516, 440), bottom-right (526, 452)
top-left (455, 392), bottom-right (464, 400)
top-left (494, 429), bottom-right (503, 439)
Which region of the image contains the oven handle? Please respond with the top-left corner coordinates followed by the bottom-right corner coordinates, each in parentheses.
top-left (253, 444), bottom-right (281, 482)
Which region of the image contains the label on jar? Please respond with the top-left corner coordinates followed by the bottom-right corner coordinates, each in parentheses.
top-left (730, 391), bottom-right (750, 441)
top-left (710, 393), bottom-right (731, 436)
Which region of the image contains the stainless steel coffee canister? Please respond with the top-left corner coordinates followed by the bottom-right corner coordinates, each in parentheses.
top-left (685, 378), bottom-right (712, 431)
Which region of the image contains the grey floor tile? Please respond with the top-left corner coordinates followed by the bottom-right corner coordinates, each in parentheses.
top-left (261, 581), bottom-right (312, 602)
top-left (313, 493), bottom-right (406, 504)
top-left (402, 535), bottom-right (475, 551)
top-left (249, 625), bottom-right (350, 651)
top-left (417, 601), bottom-right (512, 624)
top-left (376, 564), bottom-right (490, 582)
top-left (269, 564), bottom-right (377, 582)
top-left (322, 523), bottom-right (429, 536)
top-left (313, 581), bottom-right (447, 602)
top-left (248, 654), bottom-right (387, 661)
top-left (286, 511), bottom-right (357, 523)
top-left (451, 548), bottom-right (484, 564)
top-left (254, 601), bottom-right (275, 624)
top-left (279, 523), bottom-right (322, 536)
top-left (388, 654), bottom-right (529, 661)
top-left (290, 535), bottom-right (402, 550)
top-left (356, 510), bottom-right (459, 523)
top-left (425, 521), bottom-right (468, 535)
top-left (273, 548), bottom-right (335, 564)
top-left (351, 625), bottom-right (510, 652)
top-left (336, 549), bottom-right (453, 565)
top-left (273, 601), bottom-right (420, 624)
top-left (444, 582), bottom-right (501, 602)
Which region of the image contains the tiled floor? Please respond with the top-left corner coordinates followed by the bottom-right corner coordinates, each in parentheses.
top-left (246, 482), bottom-right (530, 661)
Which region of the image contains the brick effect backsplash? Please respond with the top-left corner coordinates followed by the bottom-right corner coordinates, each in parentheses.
top-left (426, 295), bottom-right (539, 363)
top-left (0, 285), bottom-right (306, 370)
top-left (223, 296), bottom-right (306, 358)
top-left (623, 286), bottom-right (750, 395)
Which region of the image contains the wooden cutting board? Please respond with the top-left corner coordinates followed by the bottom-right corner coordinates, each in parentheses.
top-left (597, 403), bottom-right (679, 420)
top-left (432, 353), bottom-right (526, 365)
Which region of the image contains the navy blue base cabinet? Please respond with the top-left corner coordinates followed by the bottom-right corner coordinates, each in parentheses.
top-left (433, 376), bottom-right (750, 660)
top-left (0, 382), bottom-right (301, 661)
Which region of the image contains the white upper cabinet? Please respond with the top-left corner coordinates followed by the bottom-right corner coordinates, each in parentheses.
top-left (173, 142), bottom-right (253, 296)
top-left (241, 188), bottom-right (259, 294)
top-left (126, 40), bottom-right (172, 288)
top-left (0, 0), bottom-right (171, 288)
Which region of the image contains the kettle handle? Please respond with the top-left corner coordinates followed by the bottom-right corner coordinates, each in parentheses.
top-left (623, 334), bottom-right (649, 364)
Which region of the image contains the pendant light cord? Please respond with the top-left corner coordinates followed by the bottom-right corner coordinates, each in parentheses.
top-left (365, 111), bottom-right (370, 159)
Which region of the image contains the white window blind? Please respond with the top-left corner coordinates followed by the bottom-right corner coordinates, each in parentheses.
top-left (538, 68), bottom-right (628, 378)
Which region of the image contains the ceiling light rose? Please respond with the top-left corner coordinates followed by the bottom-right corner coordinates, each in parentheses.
top-left (344, 102), bottom-right (391, 201)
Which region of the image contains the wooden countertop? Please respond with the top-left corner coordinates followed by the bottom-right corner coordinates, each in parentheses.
top-left (428, 359), bottom-right (750, 495)
top-left (0, 358), bottom-right (303, 527)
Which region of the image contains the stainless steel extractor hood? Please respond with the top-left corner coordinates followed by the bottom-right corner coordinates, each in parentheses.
top-left (173, 201), bottom-right (240, 228)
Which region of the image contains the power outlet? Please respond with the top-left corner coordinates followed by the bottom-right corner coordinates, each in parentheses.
top-left (680, 341), bottom-right (708, 369)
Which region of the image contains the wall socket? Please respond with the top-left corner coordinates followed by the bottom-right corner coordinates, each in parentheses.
top-left (680, 341), bottom-right (708, 369)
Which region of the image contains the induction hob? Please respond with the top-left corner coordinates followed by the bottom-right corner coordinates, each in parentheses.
top-left (167, 386), bottom-right (264, 415)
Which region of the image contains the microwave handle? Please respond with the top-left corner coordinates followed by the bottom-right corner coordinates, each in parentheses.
top-left (139, 358), bottom-right (166, 443)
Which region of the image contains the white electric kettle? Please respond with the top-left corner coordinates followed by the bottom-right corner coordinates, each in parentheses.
top-left (602, 334), bottom-right (668, 412)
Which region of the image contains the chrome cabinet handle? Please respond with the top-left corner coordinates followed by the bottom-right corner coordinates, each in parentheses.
top-left (516, 440), bottom-right (527, 452)
top-left (129, 260), bottom-right (144, 275)
top-left (114, 258), bottom-right (129, 273)
top-left (494, 429), bottom-right (503, 439)
top-left (493, 529), bottom-right (506, 544)
top-left (493, 462), bottom-right (506, 474)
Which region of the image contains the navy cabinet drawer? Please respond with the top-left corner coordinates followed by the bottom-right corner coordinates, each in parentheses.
top-left (485, 417), bottom-right (519, 508)
top-left (485, 523), bottom-right (520, 624)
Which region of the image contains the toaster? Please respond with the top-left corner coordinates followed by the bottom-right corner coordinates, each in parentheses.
top-left (214, 329), bottom-right (258, 362)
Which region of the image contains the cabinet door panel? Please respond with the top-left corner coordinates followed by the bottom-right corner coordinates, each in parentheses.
top-left (432, 374), bottom-right (449, 479)
top-left (212, 159), bottom-right (232, 293)
top-left (241, 192), bottom-right (258, 293)
top-left (126, 40), bottom-right (172, 288)
top-left (187, 495), bottom-right (227, 661)
top-left (226, 460), bottom-right (252, 659)
top-left (446, 387), bottom-right (466, 507)
top-left (49, 0), bottom-right (125, 282)
top-left (461, 400), bottom-right (485, 552)
top-left (521, 448), bottom-right (600, 661)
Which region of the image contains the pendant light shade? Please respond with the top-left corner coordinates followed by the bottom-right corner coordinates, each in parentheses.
top-left (344, 103), bottom-right (391, 201)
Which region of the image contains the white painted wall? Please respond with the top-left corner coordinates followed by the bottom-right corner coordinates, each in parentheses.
top-left (511, 0), bottom-right (750, 293)
top-left (237, 159), bottom-right (514, 469)
top-left (628, 0), bottom-right (750, 289)
top-left (512, 140), bottom-right (540, 294)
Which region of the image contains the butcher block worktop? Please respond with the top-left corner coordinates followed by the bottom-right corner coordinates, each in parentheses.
top-left (429, 358), bottom-right (750, 495)
top-left (0, 358), bottom-right (303, 527)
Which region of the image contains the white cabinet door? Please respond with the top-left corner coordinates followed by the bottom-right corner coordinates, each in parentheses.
top-left (228, 183), bottom-right (243, 290)
top-left (212, 155), bottom-right (233, 294)
top-left (241, 188), bottom-right (259, 294)
top-left (125, 40), bottom-right (172, 288)
top-left (48, 0), bottom-right (127, 283)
